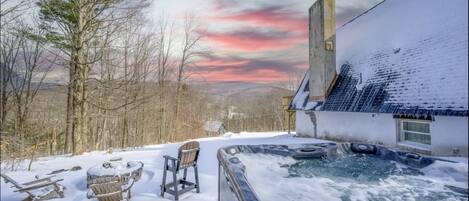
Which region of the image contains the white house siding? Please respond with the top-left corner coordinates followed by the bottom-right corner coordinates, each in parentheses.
top-left (296, 111), bottom-right (397, 145)
top-left (315, 111), bottom-right (397, 146)
top-left (295, 111), bottom-right (316, 137)
top-left (430, 116), bottom-right (468, 156)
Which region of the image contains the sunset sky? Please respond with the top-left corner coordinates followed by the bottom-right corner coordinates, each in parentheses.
top-left (149, 0), bottom-right (382, 83)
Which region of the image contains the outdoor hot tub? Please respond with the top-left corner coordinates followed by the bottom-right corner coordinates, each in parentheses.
top-left (217, 143), bottom-right (469, 201)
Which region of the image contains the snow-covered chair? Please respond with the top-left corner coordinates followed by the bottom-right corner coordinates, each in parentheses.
top-left (87, 175), bottom-right (134, 201)
top-left (0, 173), bottom-right (65, 201)
top-left (161, 141), bottom-right (200, 200)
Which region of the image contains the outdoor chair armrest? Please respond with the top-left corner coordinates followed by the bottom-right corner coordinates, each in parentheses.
top-left (86, 189), bottom-right (96, 199)
top-left (122, 178), bottom-right (135, 192)
top-left (163, 155), bottom-right (179, 161)
top-left (181, 148), bottom-right (199, 153)
top-left (15, 179), bottom-right (64, 192)
top-left (22, 175), bottom-right (55, 186)
top-left (94, 191), bottom-right (122, 198)
top-left (138, 161), bottom-right (144, 167)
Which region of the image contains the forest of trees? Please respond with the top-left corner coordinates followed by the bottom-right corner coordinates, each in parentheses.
top-left (0, 0), bottom-right (300, 171)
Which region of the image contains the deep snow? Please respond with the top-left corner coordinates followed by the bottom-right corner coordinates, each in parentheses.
top-left (1, 132), bottom-right (467, 201)
top-left (1, 132), bottom-right (330, 201)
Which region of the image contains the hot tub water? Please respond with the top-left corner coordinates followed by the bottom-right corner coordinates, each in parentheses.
top-left (238, 153), bottom-right (467, 201)
top-left (217, 143), bottom-right (468, 201)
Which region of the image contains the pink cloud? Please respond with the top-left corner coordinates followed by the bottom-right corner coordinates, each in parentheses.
top-left (294, 63), bottom-right (309, 69)
top-left (195, 57), bottom-right (248, 67)
top-left (201, 30), bottom-right (306, 52)
top-left (191, 2), bottom-right (311, 82)
top-left (213, 6), bottom-right (308, 33)
top-left (191, 55), bottom-right (307, 82)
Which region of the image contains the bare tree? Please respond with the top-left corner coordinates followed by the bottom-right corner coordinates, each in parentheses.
top-left (174, 14), bottom-right (203, 133)
top-left (0, 26), bottom-right (21, 134)
top-left (153, 15), bottom-right (175, 142)
top-left (0, 1), bottom-right (294, 162)
top-left (10, 25), bottom-right (53, 129)
top-left (286, 70), bottom-right (305, 92)
top-left (81, 11), bottom-right (162, 149)
top-left (37, 0), bottom-right (151, 154)
top-left (0, 0), bottom-right (29, 27)
top-left (0, 19), bottom-right (58, 170)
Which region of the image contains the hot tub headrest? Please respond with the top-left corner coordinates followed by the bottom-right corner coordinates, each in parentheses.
top-left (350, 143), bottom-right (377, 154)
top-left (292, 147), bottom-right (327, 159)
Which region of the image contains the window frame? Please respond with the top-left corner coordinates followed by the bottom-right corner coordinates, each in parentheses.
top-left (397, 119), bottom-right (432, 150)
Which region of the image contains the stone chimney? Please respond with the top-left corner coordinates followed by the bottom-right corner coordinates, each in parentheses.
top-left (309, 0), bottom-right (336, 102)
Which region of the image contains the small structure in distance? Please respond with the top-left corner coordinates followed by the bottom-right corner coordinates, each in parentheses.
top-left (204, 121), bottom-right (227, 136)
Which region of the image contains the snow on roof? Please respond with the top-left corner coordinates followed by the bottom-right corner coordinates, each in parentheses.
top-left (289, 71), bottom-right (319, 111)
top-left (291, 0), bottom-right (468, 117)
top-left (290, 72), bottom-right (308, 110)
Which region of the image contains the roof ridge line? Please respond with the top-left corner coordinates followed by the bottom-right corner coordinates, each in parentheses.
top-left (337, 0), bottom-right (386, 30)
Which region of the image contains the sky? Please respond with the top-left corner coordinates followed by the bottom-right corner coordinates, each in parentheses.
top-left (148, 0), bottom-right (382, 83)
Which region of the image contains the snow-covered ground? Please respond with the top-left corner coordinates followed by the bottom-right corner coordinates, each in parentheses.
top-left (0, 132), bottom-right (330, 201)
top-left (1, 132), bottom-right (467, 201)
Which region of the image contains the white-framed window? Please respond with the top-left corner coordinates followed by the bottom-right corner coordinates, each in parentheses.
top-left (398, 119), bottom-right (431, 149)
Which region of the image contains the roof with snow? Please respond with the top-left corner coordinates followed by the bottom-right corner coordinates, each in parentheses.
top-left (290, 0), bottom-right (468, 117)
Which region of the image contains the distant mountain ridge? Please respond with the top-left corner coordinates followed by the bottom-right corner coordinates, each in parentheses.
top-left (12, 79), bottom-right (293, 100)
top-left (200, 81), bottom-right (293, 99)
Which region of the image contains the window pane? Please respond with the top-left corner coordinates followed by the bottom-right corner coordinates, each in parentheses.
top-left (403, 121), bottom-right (429, 133)
top-left (404, 132), bottom-right (431, 145)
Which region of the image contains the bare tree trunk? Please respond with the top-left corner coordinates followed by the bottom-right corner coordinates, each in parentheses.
top-left (174, 14), bottom-right (203, 137)
top-left (71, 39), bottom-right (88, 154)
top-left (0, 63), bottom-right (8, 133)
top-left (0, 33), bottom-right (20, 134)
top-left (27, 143), bottom-right (38, 171)
top-left (122, 41), bottom-right (129, 148)
top-left (0, 62), bottom-right (6, 133)
top-left (65, 60), bottom-right (74, 153)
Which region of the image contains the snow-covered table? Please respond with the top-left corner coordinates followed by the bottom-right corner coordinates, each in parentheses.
top-left (86, 160), bottom-right (144, 187)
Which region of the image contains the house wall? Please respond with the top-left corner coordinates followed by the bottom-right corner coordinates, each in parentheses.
top-left (295, 110), bottom-right (317, 137)
top-left (315, 111), bottom-right (397, 145)
top-left (295, 110), bottom-right (468, 156)
top-left (430, 116), bottom-right (468, 156)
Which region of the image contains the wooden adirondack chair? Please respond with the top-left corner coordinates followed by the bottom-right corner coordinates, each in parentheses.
top-left (161, 141), bottom-right (200, 200)
top-left (0, 173), bottom-right (65, 201)
top-left (87, 175), bottom-right (134, 201)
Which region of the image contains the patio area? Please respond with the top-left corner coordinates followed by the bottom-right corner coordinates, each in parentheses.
top-left (1, 132), bottom-right (332, 201)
